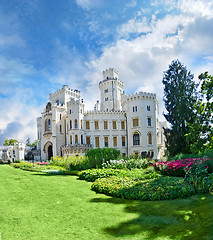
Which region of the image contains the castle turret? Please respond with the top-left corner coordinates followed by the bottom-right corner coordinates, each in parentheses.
top-left (99, 68), bottom-right (124, 111)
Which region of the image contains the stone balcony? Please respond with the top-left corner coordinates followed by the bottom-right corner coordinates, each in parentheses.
top-left (61, 144), bottom-right (92, 155)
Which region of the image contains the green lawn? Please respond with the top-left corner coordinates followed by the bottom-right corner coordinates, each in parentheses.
top-left (0, 165), bottom-right (213, 240)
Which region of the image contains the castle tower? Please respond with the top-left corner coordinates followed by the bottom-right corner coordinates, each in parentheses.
top-left (99, 68), bottom-right (124, 111)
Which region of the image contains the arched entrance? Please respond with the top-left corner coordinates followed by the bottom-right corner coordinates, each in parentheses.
top-left (43, 141), bottom-right (53, 161)
top-left (48, 145), bottom-right (53, 160)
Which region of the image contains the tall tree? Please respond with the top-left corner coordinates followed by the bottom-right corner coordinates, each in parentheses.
top-left (186, 72), bottom-right (213, 152)
top-left (163, 59), bottom-right (197, 156)
top-left (3, 139), bottom-right (18, 146)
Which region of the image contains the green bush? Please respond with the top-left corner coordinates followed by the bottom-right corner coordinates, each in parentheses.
top-left (11, 162), bottom-right (34, 171)
top-left (169, 149), bottom-right (213, 161)
top-left (86, 148), bottom-right (120, 168)
top-left (14, 159), bottom-right (21, 163)
top-left (126, 159), bottom-right (155, 170)
top-left (79, 168), bottom-right (160, 182)
top-left (184, 161), bottom-right (213, 193)
top-left (91, 176), bottom-right (196, 201)
top-left (102, 158), bottom-right (155, 170)
top-left (50, 155), bottom-right (91, 170)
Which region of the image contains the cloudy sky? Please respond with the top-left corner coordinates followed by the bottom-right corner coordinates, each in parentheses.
top-left (0, 0), bottom-right (213, 144)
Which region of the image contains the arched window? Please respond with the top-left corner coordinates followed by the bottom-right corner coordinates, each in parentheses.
top-left (45, 119), bottom-right (48, 131)
top-left (75, 119), bottom-right (78, 129)
top-left (45, 119), bottom-right (51, 131)
top-left (75, 134), bottom-right (78, 144)
top-left (48, 119), bottom-right (51, 131)
top-left (148, 132), bottom-right (152, 145)
top-left (133, 132), bottom-right (140, 146)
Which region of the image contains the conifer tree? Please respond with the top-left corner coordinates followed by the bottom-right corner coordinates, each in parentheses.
top-left (163, 59), bottom-right (197, 156)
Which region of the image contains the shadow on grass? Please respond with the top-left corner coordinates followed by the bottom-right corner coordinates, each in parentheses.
top-left (31, 173), bottom-right (69, 177)
top-left (90, 193), bottom-right (213, 239)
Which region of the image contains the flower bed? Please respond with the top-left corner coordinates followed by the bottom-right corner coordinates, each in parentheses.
top-left (153, 158), bottom-right (210, 177)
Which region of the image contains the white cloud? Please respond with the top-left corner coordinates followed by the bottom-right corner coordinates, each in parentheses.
top-left (0, 87), bottom-right (42, 144)
top-left (76, 0), bottom-right (101, 9)
top-left (178, 0), bottom-right (213, 18)
top-left (75, 0), bottom-right (213, 120)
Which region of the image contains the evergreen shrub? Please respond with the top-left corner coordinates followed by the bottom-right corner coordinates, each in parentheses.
top-left (91, 176), bottom-right (196, 201)
top-left (85, 148), bottom-right (120, 168)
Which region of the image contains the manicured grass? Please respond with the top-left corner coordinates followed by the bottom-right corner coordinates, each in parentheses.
top-left (0, 165), bottom-right (213, 240)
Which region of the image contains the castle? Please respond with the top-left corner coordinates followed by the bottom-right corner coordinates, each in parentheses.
top-left (37, 68), bottom-right (166, 160)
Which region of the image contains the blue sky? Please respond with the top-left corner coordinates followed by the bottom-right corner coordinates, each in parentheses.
top-left (0, 0), bottom-right (213, 144)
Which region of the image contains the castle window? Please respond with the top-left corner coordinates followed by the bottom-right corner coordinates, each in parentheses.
top-left (60, 125), bottom-right (62, 133)
top-left (70, 109), bottom-right (72, 114)
top-left (121, 121), bottom-right (125, 130)
top-left (148, 117), bottom-right (152, 127)
top-left (48, 119), bottom-right (51, 131)
top-left (113, 121), bottom-right (116, 129)
top-left (113, 136), bottom-right (117, 147)
top-left (95, 121), bottom-right (99, 130)
top-left (70, 120), bottom-right (72, 129)
top-left (81, 119), bottom-right (83, 129)
top-left (70, 135), bottom-right (72, 144)
top-left (86, 121), bottom-right (90, 130)
top-left (133, 132), bottom-right (140, 146)
top-left (133, 118), bottom-right (139, 127)
top-left (148, 132), bottom-right (152, 145)
top-left (104, 136), bottom-right (109, 147)
top-left (105, 97), bottom-right (108, 101)
top-left (95, 136), bottom-right (99, 147)
top-left (104, 121), bottom-right (108, 130)
top-left (133, 106), bottom-right (137, 112)
top-left (122, 136), bottom-right (125, 147)
top-left (80, 109), bottom-right (83, 114)
top-left (75, 134), bottom-right (78, 144)
top-left (75, 119), bottom-right (78, 129)
top-left (81, 135), bottom-right (83, 144)
top-left (60, 114), bottom-right (62, 120)
top-left (147, 106), bottom-right (150, 111)
top-left (86, 136), bottom-right (90, 145)
top-left (104, 89), bottom-right (108, 93)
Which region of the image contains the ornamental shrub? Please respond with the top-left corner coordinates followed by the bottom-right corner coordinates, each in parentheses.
top-left (50, 155), bottom-right (91, 170)
top-left (79, 168), bottom-right (160, 182)
top-left (184, 161), bottom-right (213, 193)
top-left (11, 162), bottom-right (35, 171)
top-left (85, 148), bottom-right (120, 168)
top-left (153, 158), bottom-right (209, 177)
top-left (91, 176), bottom-right (195, 201)
top-left (102, 158), bottom-right (155, 170)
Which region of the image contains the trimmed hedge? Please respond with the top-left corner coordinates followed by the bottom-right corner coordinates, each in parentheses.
top-left (91, 176), bottom-right (196, 201)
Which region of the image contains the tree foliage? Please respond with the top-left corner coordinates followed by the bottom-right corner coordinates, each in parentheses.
top-left (186, 72), bottom-right (213, 152)
top-left (163, 60), bottom-right (197, 156)
top-left (3, 139), bottom-right (18, 146)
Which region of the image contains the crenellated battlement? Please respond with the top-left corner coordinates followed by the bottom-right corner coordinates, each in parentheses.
top-left (49, 85), bottom-right (81, 100)
top-left (84, 110), bottom-right (126, 116)
top-left (122, 91), bottom-right (156, 102)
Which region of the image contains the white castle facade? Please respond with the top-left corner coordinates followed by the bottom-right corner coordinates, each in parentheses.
top-left (37, 68), bottom-right (166, 160)
top-left (0, 142), bottom-right (25, 162)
